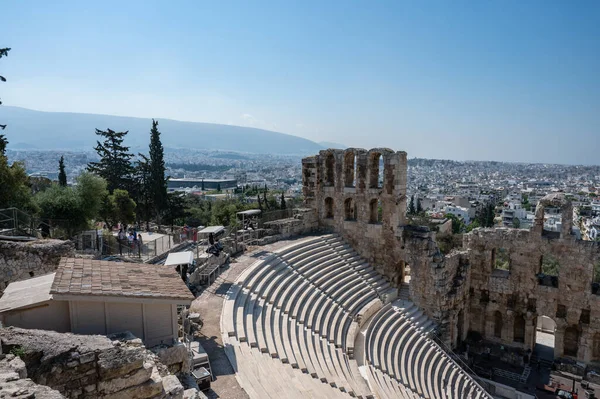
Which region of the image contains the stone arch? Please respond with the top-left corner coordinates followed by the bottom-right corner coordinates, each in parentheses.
top-left (564, 325), bottom-right (579, 357)
top-left (513, 314), bottom-right (526, 343)
top-left (494, 310), bottom-right (503, 338)
top-left (344, 151), bottom-right (356, 188)
top-left (324, 152), bottom-right (335, 187)
top-left (368, 152), bottom-right (382, 189)
top-left (324, 197), bottom-right (334, 219)
top-left (533, 192), bottom-right (573, 238)
top-left (344, 198), bottom-right (356, 221)
top-left (369, 198), bottom-right (382, 224)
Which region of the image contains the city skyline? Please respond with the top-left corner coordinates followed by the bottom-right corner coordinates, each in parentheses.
top-left (1, 1), bottom-right (599, 164)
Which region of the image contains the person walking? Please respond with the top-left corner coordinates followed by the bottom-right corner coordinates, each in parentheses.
top-left (117, 229), bottom-right (125, 255)
top-left (137, 233), bottom-right (143, 257)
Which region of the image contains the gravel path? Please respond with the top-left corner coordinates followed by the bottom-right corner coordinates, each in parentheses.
top-left (189, 236), bottom-right (311, 399)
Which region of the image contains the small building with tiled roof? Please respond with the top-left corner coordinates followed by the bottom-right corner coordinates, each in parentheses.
top-left (0, 258), bottom-right (194, 347)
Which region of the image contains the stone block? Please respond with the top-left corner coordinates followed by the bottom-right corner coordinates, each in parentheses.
top-left (100, 366), bottom-right (163, 399)
top-left (97, 347), bottom-right (145, 380)
top-left (162, 374), bottom-right (184, 399)
top-left (98, 361), bottom-right (153, 394)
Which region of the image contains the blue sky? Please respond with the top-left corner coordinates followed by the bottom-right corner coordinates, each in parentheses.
top-left (1, 1), bottom-right (599, 164)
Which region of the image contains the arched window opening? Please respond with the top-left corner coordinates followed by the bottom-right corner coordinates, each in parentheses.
top-left (344, 152), bottom-right (356, 188)
top-left (494, 311), bottom-right (503, 338)
top-left (344, 198), bottom-right (356, 221)
top-left (369, 152), bottom-right (381, 189)
top-left (325, 153), bottom-right (335, 187)
top-left (564, 326), bottom-right (579, 357)
top-left (369, 199), bottom-right (383, 224)
top-left (325, 197), bottom-right (334, 219)
top-left (513, 314), bottom-right (525, 343)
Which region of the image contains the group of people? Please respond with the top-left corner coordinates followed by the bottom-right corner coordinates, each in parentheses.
top-left (117, 228), bottom-right (143, 256)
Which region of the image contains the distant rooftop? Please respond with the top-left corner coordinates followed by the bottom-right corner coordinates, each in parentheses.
top-left (50, 258), bottom-right (194, 303)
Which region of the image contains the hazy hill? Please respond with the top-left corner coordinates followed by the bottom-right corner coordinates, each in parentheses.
top-left (318, 141), bottom-right (346, 149)
top-left (0, 106), bottom-right (325, 155)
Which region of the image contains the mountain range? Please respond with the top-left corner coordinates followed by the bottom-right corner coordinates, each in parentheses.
top-left (0, 106), bottom-right (341, 155)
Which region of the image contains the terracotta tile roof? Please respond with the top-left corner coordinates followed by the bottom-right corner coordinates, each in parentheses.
top-left (50, 258), bottom-right (194, 303)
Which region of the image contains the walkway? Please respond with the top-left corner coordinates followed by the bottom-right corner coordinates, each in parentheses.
top-left (189, 236), bottom-right (313, 399)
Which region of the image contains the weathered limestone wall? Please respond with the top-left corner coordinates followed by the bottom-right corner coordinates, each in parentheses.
top-left (466, 227), bottom-right (600, 362)
top-left (0, 327), bottom-right (185, 399)
top-left (0, 239), bottom-right (74, 292)
top-left (302, 148), bottom-right (408, 283)
top-left (402, 227), bottom-right (472, 347)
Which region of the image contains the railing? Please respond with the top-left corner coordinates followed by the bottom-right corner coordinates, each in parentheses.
top-left (430, 331), bottom-right (494, 397)
top-left (0, 207), bottom-right (56, 238)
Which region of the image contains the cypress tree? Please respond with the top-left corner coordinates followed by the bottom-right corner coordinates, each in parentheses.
top-left (280, 192), bottom-right (286, 209)
top-left (87, 128), bottom-right (134, 193)
top-left (416, 197), bottom-right (423, 214)
top-left (408, 195), bottom-right (416, 215)
top-left (58, 156), bottom-right (67, 186)
top-left (148, 120), bottom-right (167, 227)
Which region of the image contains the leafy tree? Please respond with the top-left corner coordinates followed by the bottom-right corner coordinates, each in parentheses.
top-left (164, 192), bottom-right (186, 229)
top-left (416, 197), bottom-right (423, 214)
top-left (0, 47), bottom-right (11, 148)
top-left (58, 156), bottom-right (67, 187)
top-left (34, 185), bottom-right (87, 237)
top-left (512, 218), bottom-right (521, 229)
top-left (99, 189), bottom-right (136, 229)
top-left (148, 120), bottom-right (167, 227)
top-left (408, 195), bottom-right (416, 215)
top-left (87, 128), bottom-right (134, 193)
top-left (280, 192), bottom-right (286, 210)
top-left (445, 213), bottom-right (465, 234)
top-left (0, 157), bottom-right (36, 212)
top-left (133, 154), bottom-right (152, 229)
top-left (75, 172), bottom-right (108, 221)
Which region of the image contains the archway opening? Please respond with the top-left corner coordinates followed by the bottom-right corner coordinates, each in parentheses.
top-left (325, 153), bottom-right (335, 187)
top-left (344, 152), bottom-right (356, 188)
top-left (494, 310), bottom-right (503, 338)
top-left (324, 197), bottom-right (334, 219)
top-left (534, 315), bottom-right (556, 362)
top-left (564, 325), bottom-right (579, 358)
top-left (369, 152), bottom-right (381, 189)
top-left (513, 314), bottom-right (525, 343)
top-left (457, 309), bottom-right (465, 345)
top-left (344, 198), bottom-right (356, 221)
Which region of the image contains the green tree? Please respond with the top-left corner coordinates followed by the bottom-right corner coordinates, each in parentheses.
top-left (58, 156), bottom-right (67, 187)
top-left (0, 157), bottom-right (36, 212)
top-left (416, 197), bottom-right (423, 214)
top-left (75, 172), bottom-right (108, 221)
top-left (280, 192), bottom-right (286, 210)
top-left (408, 195), bottom-right (416, 215)
top-left (217, 183), bottom-right (221, 192)
top-left (445, 213), bottom-right (465, 234)
top-left (164, 192), bottom-right (186, 229)
top-left (133, 154), bottom-right (152, 229)
top-left (99, 189), bottom-right (136, 229)
top-left (512, 218), bottom-right (521, 229)
top-left (0, 47), bottom-right (11, 150)
top-left (87, 128), bottom-right (134, 193)
top-left (35, 185), bottom-right (87, 237)
top-left (148, 120), bottom-right (167, 227)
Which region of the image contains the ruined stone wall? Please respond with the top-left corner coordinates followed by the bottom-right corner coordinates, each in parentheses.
top-left (466, 227), bottom-right (600, 363)
top-left (302, 148), bottom-right (408, 283)
top-left (402, 227), bottom-right (472, 347)
top-left (0, 239), bottom-right (74, 292)
top-left (0, 327), bottom-right (185, 399)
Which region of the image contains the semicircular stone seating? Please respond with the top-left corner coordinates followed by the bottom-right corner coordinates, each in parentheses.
top-left (222, 234), bottom-right (491, 399)
top-left (364, 299), bottom-right (492, 399)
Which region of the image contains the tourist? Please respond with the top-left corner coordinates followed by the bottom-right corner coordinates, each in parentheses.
top-left (137, 233), bottom-right (143, 257)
